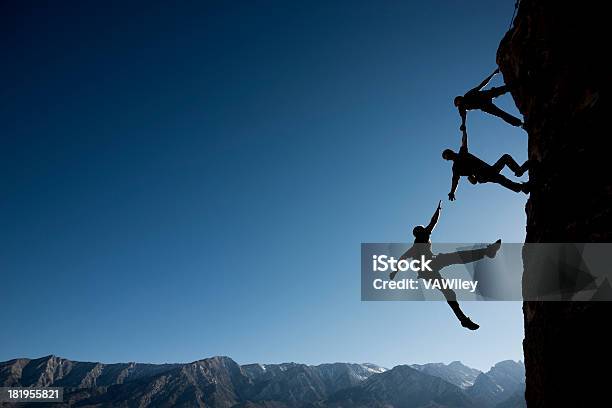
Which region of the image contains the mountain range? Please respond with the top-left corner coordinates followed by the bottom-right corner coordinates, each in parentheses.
top-left (0, 355), bottom-right (525, 407)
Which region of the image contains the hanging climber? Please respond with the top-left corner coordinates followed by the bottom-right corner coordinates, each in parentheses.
top-left (454, 68), bottom-right (523, 130)
top-left (443, 128), bottom-right (530, 201)
top-left (390, 200), bottom-right (502, 331)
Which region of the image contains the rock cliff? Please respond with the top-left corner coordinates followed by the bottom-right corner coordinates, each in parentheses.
top-left (497, 0), bottom-right (611, 406)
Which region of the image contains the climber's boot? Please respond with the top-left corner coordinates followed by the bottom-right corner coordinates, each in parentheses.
top-left (486, 239), bottom-right (502, 258)
top-left (460, 317), bottom-right (480, 331)
top-left (514, 159), bottom-right (531, 177)
top-left (521, 182), bottom-right (531, 194)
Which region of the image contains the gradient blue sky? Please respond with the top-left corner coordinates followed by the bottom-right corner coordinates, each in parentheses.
top-left (1, 1), bottom-right (526, 371)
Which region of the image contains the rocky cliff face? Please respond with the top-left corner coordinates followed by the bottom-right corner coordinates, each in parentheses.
top-left (497, 0), bottom-right (611, 406)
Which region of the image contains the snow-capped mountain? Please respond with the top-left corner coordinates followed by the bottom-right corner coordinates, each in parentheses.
top-left (0, 355), bottom-right (524, 407)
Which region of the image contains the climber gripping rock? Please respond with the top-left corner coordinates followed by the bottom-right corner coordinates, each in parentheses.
top-left (443, 128), bottom-right (530, 201)
top-left (454, 68), bottom-right (523, 130)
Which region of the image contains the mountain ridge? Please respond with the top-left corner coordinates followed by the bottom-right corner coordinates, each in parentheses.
top-left (0, 355), bottom-right (525, 408)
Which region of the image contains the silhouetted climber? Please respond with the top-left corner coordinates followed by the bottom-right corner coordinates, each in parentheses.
top-left (389, 201), bottom-right (441, 285)
top-left (443, 128), bottom-right (530, 201)
top-left (454, 68), bottom-right (523, 130)
top-left (390, 200), bottom-right (502, 330)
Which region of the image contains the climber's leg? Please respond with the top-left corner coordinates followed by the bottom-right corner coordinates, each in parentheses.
top-left (516, 159), bottom-right (532, 177)
top-left (432, 250), bottom-right (486, 270)
top-left (492, 153), bottom-right (522, 175)
top-left (487, 172), bottom-right (529, 193)
top-left (431, 245), bottom-right (501, 271)
top-left (418, 269), bottom-right (478, 329)
top-left (480, 103), bottom-right (523, 127)
top-left (485, 85), bottom-right (510, 99)
top-left (444, 293), bottom-right (480, 331)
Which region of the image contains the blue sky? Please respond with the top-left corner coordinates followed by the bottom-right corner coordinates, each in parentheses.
top-left (1, 1), bottom-right (526, 371)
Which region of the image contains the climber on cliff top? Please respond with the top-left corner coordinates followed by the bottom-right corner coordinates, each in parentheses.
top-left (443, 128), bottom-right (530, 201)
top-left (390, 200), bottom-right (502, 331)
top-left (454, 68), bottom-right (523, 130)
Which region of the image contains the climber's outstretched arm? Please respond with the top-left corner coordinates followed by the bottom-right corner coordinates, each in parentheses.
top-left (460, 128), bottom-right (468, 152)
top-left (425, 200), bottom-right (442, 234)
top-left (459, 107), bottom-right (467, 130)
top-left (448, 174), bottom-right (460, 201)
top-left (468, 68), bottom-right (500, 93)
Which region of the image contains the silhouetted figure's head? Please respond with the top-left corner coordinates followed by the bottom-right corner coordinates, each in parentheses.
top-left (454, 96), bottom-right (464, 107)
top-left (413, 225), bottom-right (427, 239)
top-left (442, 149), bottom-right (457, 161)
